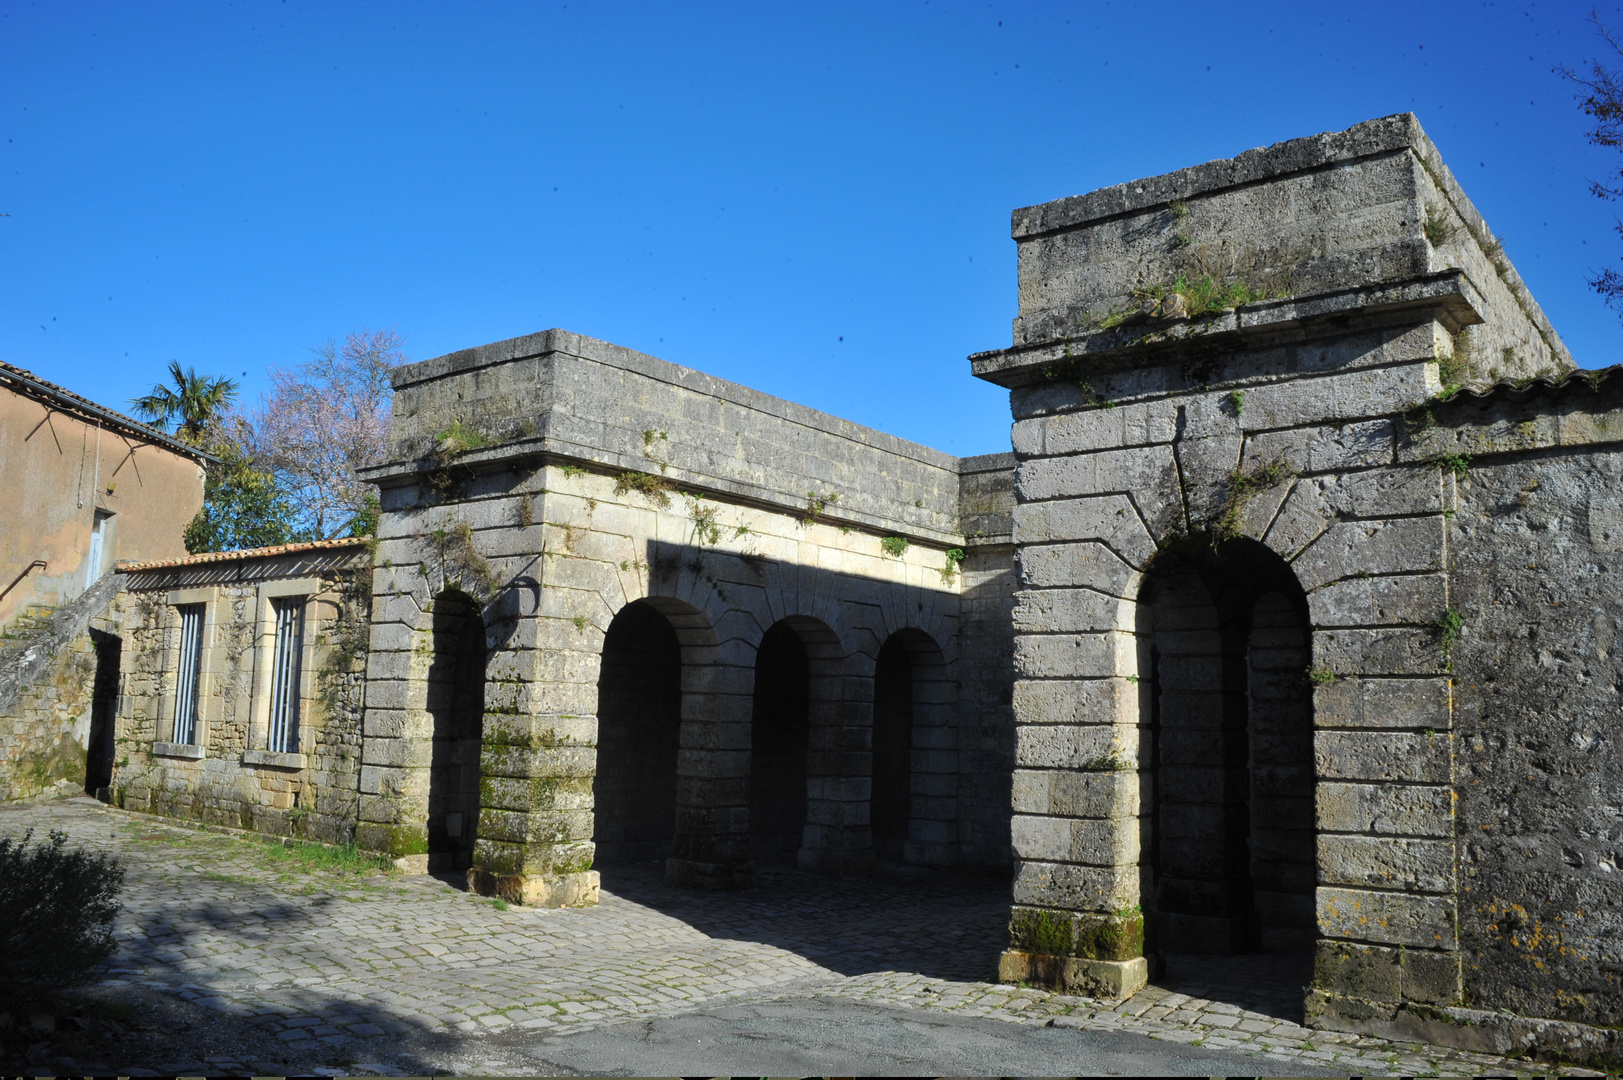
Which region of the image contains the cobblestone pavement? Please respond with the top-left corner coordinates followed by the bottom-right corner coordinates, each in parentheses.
top-left (1, 799), bottom-right (1603, 1077)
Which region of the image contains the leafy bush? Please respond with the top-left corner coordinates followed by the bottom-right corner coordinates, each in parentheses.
top-left (0, 830), bottom-right (124, 1000)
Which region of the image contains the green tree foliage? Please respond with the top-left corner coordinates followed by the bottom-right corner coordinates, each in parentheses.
top-left (129, 359), bottom-right (239, 444)
top-left (184, 439), bottom-right (303, 554)
top-left (1561, 16), bottom-right (1623, 316)
top-left (0, 830), bottom-right (125, 1001)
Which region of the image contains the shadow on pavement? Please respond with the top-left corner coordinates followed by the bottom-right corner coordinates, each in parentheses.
top-left (1157, 950), bottom-right (1314, 1025)
top-left (595, 858), bottom-right (1012, 983)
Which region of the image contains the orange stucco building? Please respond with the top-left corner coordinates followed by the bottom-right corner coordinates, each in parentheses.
top-left (0, 360), bottom-right (212, 630)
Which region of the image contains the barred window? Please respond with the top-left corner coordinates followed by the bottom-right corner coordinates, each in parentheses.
top-left (172, 604), bottom-right (205, 745)
top-left (267, 597), bottom-right (305, 754)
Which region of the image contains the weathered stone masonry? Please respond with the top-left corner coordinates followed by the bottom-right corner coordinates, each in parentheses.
top-left (971, 111), bottom-right (1621, 1062)
top-left (11, 109), bottom-right (1621, 1068)
top-left (353, 330), bottom-right (1017, 903)
top-left (109, 540), bottom-right (374, 843)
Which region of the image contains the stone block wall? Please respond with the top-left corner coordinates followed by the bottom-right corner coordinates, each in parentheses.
top-left (358, 331), bottom-right (1018, 902)
top-left (1409, 374), bottom-right (1623, 1038)
top-left (110, 541), bottom-right (373, 844)
top-left (971, 110), bottom-right (1618, 1063)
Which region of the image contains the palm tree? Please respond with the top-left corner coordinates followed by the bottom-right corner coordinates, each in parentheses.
top-left (130, 360), bottom-right (239, 444)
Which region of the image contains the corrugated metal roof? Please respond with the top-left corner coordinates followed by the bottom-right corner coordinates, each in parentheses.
top-left (117, 536), bottom-right (371, 572)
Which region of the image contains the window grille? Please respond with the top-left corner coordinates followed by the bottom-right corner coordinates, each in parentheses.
top-left (173, 604), bottom-right (205, 744)
top-left (267, 598), bottom-right (305, 754)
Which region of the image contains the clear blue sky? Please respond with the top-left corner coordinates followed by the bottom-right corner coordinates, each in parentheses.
top-left (2, 1), bottom-right (1619, 456)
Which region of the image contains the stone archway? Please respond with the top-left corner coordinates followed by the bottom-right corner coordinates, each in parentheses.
top-left (426, 589), bottom-right (485, 874)
top-left (593, 599), bottom-right (683, 866)
top-left (1139, 539), bottom-right (1315, 957)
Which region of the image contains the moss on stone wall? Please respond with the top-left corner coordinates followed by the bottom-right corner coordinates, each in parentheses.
top-left (1008, 905), bottom-right (1144, 962)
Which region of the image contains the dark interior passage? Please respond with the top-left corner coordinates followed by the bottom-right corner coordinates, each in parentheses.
top-left (427, 591), bottom-right (485, 873)
top-left (1246, 591), bottom-right (1317, 950)
top-left (749, 622), bottom-right (810, 865)
top-left (1142, 540), bottom-right (1315, 956)
top-left (593, 600), bottom-right (683, 865)
top-left (84, 628), bottom-right (120, 798)
top-left (871, 636), bottom-right (914, 863)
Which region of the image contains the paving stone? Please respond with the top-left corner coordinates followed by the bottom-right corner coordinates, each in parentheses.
top-left (0, 800), bottom-right (1592, 1077)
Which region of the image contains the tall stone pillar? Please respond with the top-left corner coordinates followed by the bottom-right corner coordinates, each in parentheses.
top-left (466, 608), bottom-right (601, 906)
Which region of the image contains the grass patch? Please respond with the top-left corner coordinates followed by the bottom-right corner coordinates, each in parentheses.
top-left (247, 836), bottom-right (399, 877)
top-left (434, 418), bottom-right (490, 458)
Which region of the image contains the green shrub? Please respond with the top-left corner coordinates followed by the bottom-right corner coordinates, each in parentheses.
top-left (0, 830), bottom-right (125, 1000)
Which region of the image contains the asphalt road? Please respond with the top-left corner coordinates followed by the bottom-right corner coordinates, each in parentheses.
top-left (510, 995), bottom-right (1349, 1077)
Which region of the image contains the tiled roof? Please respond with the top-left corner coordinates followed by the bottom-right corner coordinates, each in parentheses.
top-left (117, 536), bottom-right (372, 572)
top-left (0, 359), bottom-right (219, 463)
top-left (1447, 364), bottom-right (1623, 404)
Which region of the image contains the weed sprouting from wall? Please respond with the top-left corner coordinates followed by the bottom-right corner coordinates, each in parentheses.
top-left (1424, 203), bottom-right (1458, 247)
top-left (939, 547), bottom-right (967, 583)
top-left (1438, 328), bottom-right (1473, 395)
top-left (1308, 668), bottom-right (1337, 686)
top-left (1224, 389), bottom-right (1246, 417)
top-left (802, 490), bottom-right (839, 526)
top-left (1431, 453), bottom-right (1471, 479)
top-left (1215, 460), bottom-right (1296, 540)
top-left (517, 494), bottom-right (534, 528)
top-left (1433, 608), bottom-right (1464, 666)
top-left (686, 493), bottom-right (722, 545)
top-left (614, 470), bottom-right (673, 508)
top-left (433, 419), bottom-right (490, 460)
top-left (880, 536), bottom-right (910, 558)
top-left (423, 521), bottom-right (496, 603)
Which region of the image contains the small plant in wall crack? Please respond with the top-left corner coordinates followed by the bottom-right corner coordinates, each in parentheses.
top-left (1423, 203), bottom-right (1458, 248)
top-left (938, 547), bottom-right (966, 583)
top-left (1430, 453), bottom-right (1471, 479)
top-left (1433, 607), bottom-right (1464, 672)
top-left (685, 493), bottom-right (722, 546)
top-left (880, 536), bottom-right (910, 558)
top-left (1213, 460), bottom-right (1296, 541)
top-left (802, 490), bottom-right (839, 526)
top-left (422, 520), bottom-right (497, 603)
top-left (614, 470), bottom-right (673, 508)
top-left (1308, 668), bottom-right (1337, 686)
top-left (1223, 389), bottom-right (1245, 417)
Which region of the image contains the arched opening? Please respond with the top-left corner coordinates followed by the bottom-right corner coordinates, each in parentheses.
top-left (749, 621), bottom-right (811, 866)
top-left (1140, 539), bottom-right (1314, 957)
top-left (872, 628), bottom-right (956, 866)
top-left (427, 590), bottom-right (485, 873)
top-left (594, 600), bottom-right (682, 866)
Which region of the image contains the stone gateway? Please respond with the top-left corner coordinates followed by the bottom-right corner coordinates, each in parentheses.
top-left (8, 113), bottom-right (1619, 1067)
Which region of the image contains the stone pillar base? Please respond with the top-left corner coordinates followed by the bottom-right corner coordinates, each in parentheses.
top-left (1308, 990), bottom-right (1622, 1068)
top-left (998, 950), bottom-right (1148, 1001)
top-left (665, 857), bottom-right (753, 891)
top-left (467, 867), bottom-right (600, 907)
